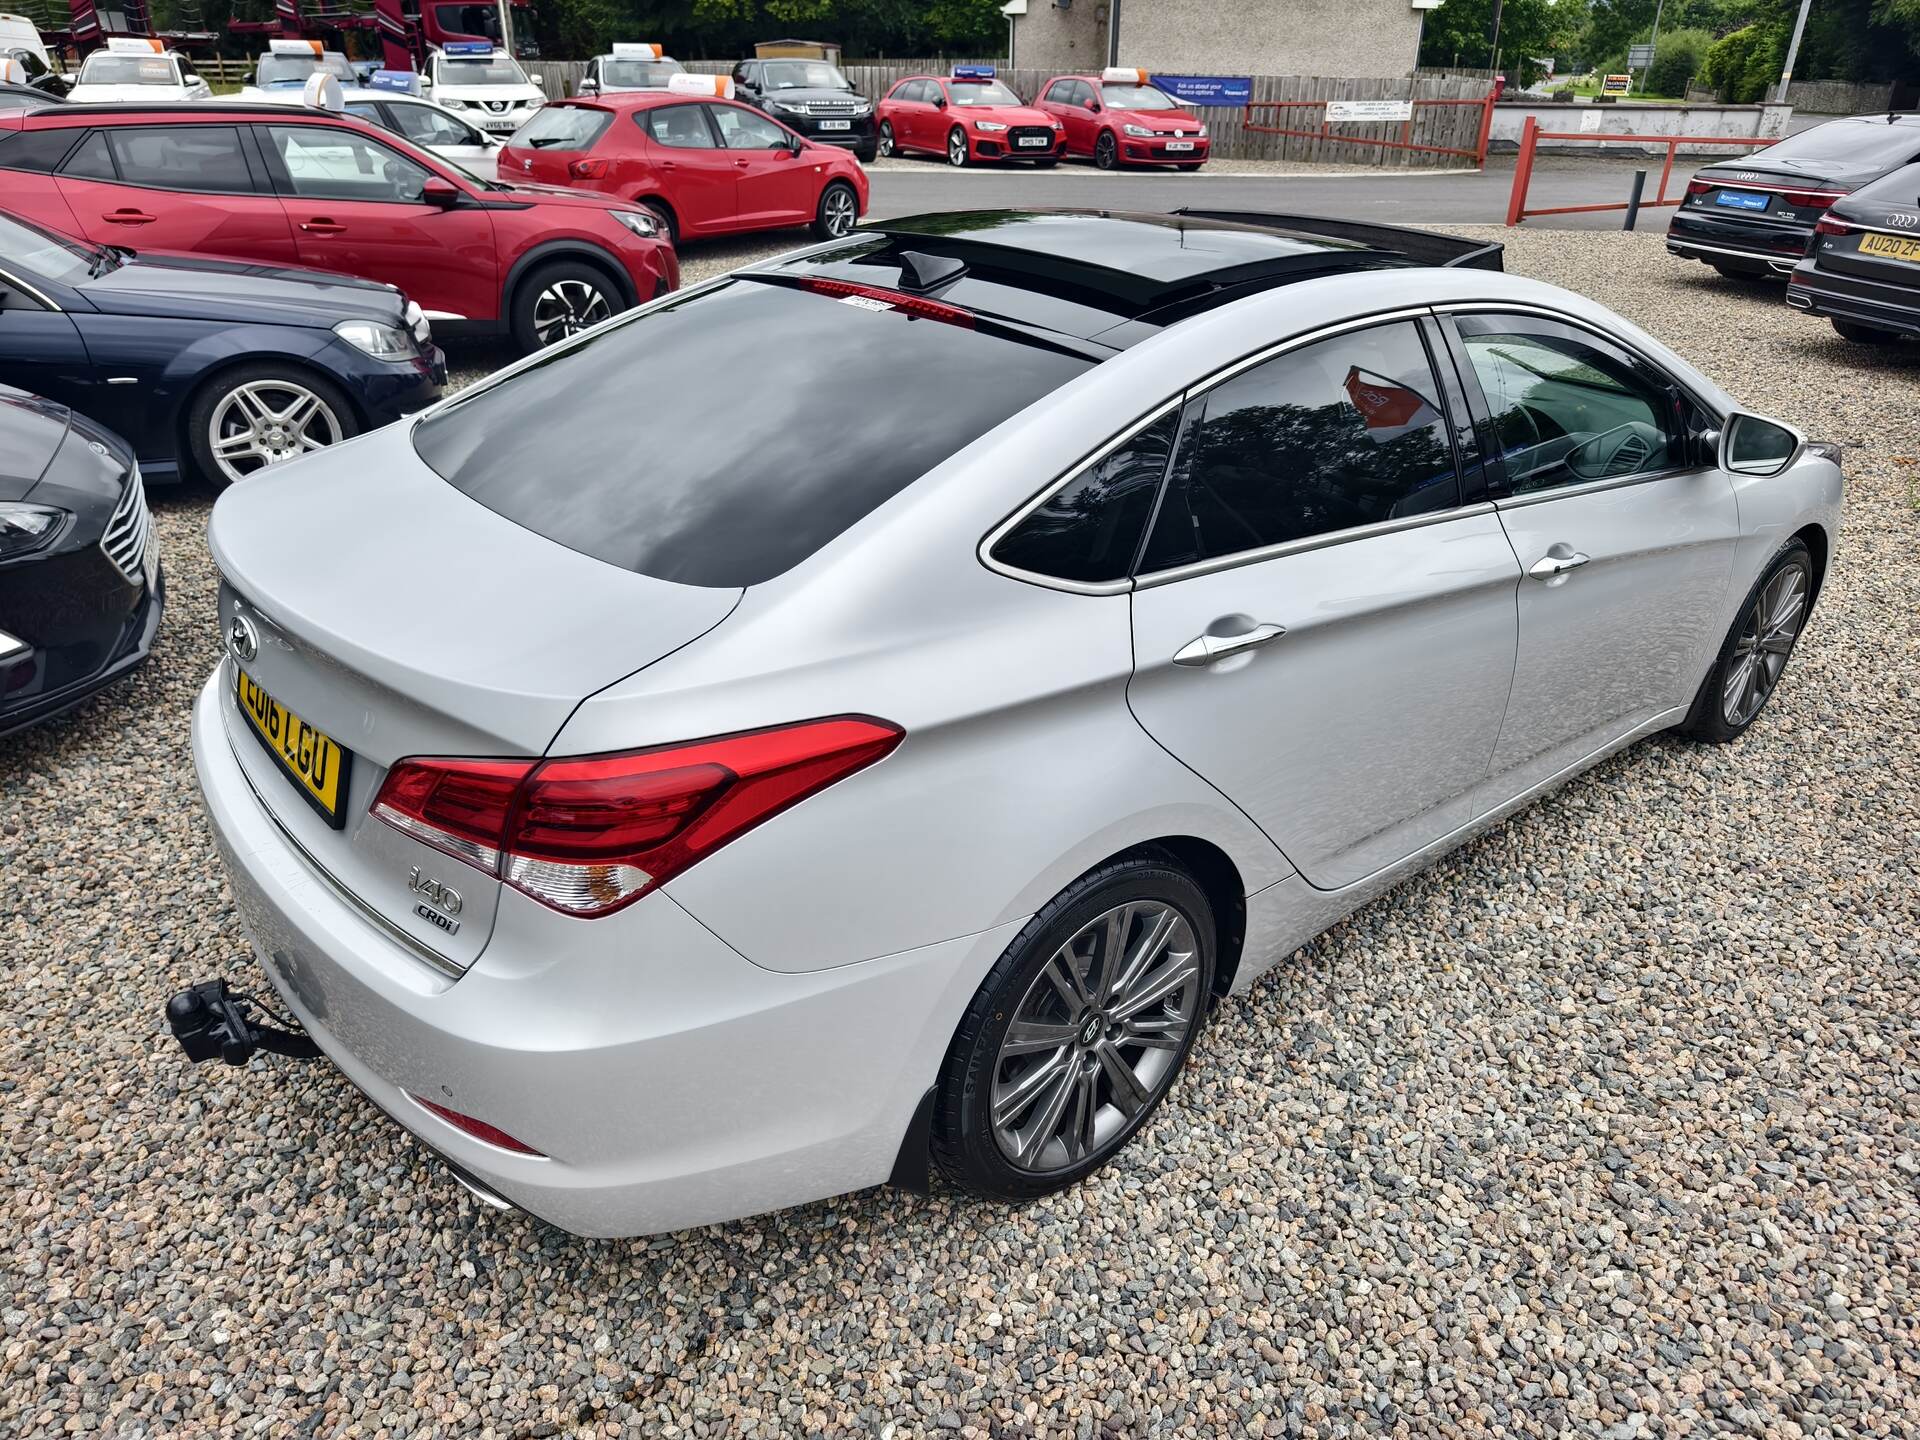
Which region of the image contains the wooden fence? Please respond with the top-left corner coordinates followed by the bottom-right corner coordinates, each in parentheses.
top-left (522, 58), bottom-right (1492, 168)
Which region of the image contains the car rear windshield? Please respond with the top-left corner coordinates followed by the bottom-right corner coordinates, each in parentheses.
top-left (514, 104), bottom-right (612, 148)
top-left (1759, 120), bottom-right (1920, 167)
top-left (412, 280), bottom-right (1093, 588)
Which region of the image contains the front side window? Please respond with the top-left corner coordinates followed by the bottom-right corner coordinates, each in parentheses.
top-left (105, 126), bottom-right (255, 193)
top-left (1142, 321), bottom-right (1460, 571)
top-left (710, 104), bottom-right (789, 150)
top-left (266, 125), bottom-right (430, 202)
top-left (1043, 80), bottom-right (1074, 104)
top-left (513, 104), bottom-right (610, 150)
top-left (1455, 315), bottom-right (1682, 495)
top-left (645, 104), bottom-right (716, 149)
top-left (992, 411), bottom-right (1177, 584)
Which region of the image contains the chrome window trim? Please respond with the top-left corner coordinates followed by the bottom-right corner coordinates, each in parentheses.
top-left (0, 263), bottom-right (60, 311)
top-left (1491, 465), bottom-right (1708, 510)
top-left (1133, 501), bottom-right (1499, 589)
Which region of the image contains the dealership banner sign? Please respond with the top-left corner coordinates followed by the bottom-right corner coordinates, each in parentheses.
top-left (1151, 74), bottom-right (1252, 105)
top-left (1325, 98), bottom-right (1415, 122)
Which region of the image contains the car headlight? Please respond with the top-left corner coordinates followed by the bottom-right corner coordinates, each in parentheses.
top-left (1049, 117), bottom-right (1064, 128)
top-left (612, 209), bottom-right (660, 239)
top-left (333, 319), bottom-right (419, 360)
top-left (0, 502), bottom-right (66, 560)
top-left (1123, 124), bottom-right (1153, 137)
top-left (440, 96), bottom-right (465, 109)
top-left (771, 100), bottom-right (804, 113)
top-left (1195, 125), bottom-right (1207, 139)
top-left (974, 119), bottom-right (1007, 132)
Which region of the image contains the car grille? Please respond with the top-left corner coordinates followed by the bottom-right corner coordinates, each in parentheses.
top-left (801, 99), bottom-right (862, 116)
top-left (483, 99), bottom-right (511, 113)
top-left (1008, 126), bottom-right (1055, 148)
top-left (99, 468), bottom-right (151, 589)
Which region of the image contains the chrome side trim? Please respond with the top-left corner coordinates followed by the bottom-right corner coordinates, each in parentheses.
top-left (224, 717), bottom-right (468, 981)
top-left (1664, 237), bottom-right (1792, 265)
top-left (0, 264), bottom-right (60, 312)
top-left (1491, 465), bottom-right (1709, 510)
top-left (1134, 501), bottom-right (1498, 588)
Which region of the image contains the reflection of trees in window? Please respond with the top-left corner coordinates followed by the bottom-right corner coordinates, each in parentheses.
top-left (993, 413), bottom-right (1175, 583)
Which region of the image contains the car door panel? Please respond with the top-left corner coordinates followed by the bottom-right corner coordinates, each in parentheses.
top-left (707, 103), bottom-right (813, 226)
top-left (640, 105), bottom-right (737, 236)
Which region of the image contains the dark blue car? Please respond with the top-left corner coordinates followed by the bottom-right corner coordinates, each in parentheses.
top-left (0, 208), bottom-right (445, 485)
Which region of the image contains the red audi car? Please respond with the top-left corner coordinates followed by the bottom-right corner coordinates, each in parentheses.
top-left (1035, 69), bottom-right (1210, 170)
top-left (875, 67), bottom-right (1062, 168)
top-left (0, 101), bottom-right (679, 353)
top-left (499, 78), bottom-right (869, 245)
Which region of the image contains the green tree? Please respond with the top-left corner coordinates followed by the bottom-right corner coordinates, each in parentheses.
top-left (1644, 26), bottom-right (1713, 93)
top-left (1417, 0), bottom-right (1572, 84)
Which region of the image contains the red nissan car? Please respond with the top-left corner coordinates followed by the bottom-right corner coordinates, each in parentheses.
top-left (499, 79), bottom-right (869, 245)
top-left (876, 68), bottom-right (1062, 168)
top-left (1035, 69), bottom-right (1210, 170)
top-left (0, 101), bottom-right (679, 352)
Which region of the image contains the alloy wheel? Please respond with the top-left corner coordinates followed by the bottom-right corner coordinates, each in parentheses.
top-left (822, 185), bottom-right (857, 237)
top-left (1722, 562), bottom-right (1808, 727)
top-left (1095, 133), bottom-right (1117, 170)
top-left (531, 278), bottom-right (613, 347)
top-left (877, 122), bottom-right (894, 158)
top-left (207, 380), bottom-right (344, 483)
top-left (990, 900), bottom-right (1202, 1174)
top-left (948, 128), bottom-right (968, 166)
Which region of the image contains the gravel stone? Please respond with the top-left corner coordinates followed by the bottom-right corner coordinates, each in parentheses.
top-left (2, 227), bottom-right (1917, 1439)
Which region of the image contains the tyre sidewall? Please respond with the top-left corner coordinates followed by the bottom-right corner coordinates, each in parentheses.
top-left (813, 179), bottom-right (856, 238)
top-left (186, 363), bottom-right (357, 488)
top-left (948, 127), bottom-right (968, 166)
top-left (510, 259), bottom-right (619, 354)
top-left (934, 856), bottom-right (1215, 1201)
top-left (1682, 539), bottom-right (1813, 743)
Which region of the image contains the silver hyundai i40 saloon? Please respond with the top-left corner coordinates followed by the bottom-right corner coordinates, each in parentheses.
top-left (187, 211), bottom-right (1842, 1237)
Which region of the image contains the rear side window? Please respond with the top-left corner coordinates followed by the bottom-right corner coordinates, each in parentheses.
top-left (992, 411), bottom-right (1177, 584)
top-left (61, 130), bottom-right (115, 180)
top-left (1141, 320), bottom-right (1460, 571)
top-left (514, 105), bottom-right (612, 150)
top-left (106, 126), bottom-right (255, 193)
top-left (413, 280), bottom-right (1093, 588)
top-left (0, 128), bottom-right (82, 172)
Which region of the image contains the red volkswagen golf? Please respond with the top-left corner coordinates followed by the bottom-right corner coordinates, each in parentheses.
top-left (876, 67), bottom-right (1062, 168)
top-left (499, 77), bottom-right (869, 245)
top-left (0, 99), bottom-right (679, 352)
top-left (1035, 69), bottom-right (1210, 171)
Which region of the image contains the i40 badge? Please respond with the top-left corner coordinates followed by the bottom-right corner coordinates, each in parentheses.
top-left (408, 866), bottom-right (462, 934)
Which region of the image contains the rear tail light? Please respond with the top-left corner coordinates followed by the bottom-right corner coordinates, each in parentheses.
top-left (372, 717), bottom-right (903, 917)
top-left (794, 276), bottom-right (975, 328)
top-left (1779, 188), bottom-right (1844, 210)
top-left (568, 157), bottom-right (608, 178)
top-left (1685, 179), bottom-right (1712, 197)
top-left (407, 1093), bottom-right (545, 1155)
top-left (1814, 218), bottom-right (1850, 236)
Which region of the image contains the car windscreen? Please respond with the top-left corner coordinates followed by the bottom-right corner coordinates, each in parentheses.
top-left (603, 58), bottom-right (683, 87)
top-left (436, 56), bottom-right (528, 85)
top-left (412, 280), bottom-right (1094, 588)
top-left (513, 104), bottom-right (611, 148)
top-left (950, 80), bottom-right (1021, 107)
top-left (1759, 120), bottom-right (1920, 167)
top-left (763, 60), bottom-right (849, 90)
top-left (0, 210), bottom-right (96, 285)
top-left (1100, 83), bottom-right (1178, 110)
top-left (77, 55), bottom-right (178, 86)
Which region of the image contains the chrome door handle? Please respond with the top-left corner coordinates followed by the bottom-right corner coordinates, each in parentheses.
top-left (1173, 623), bottom-right (1286, 667)
top-left (1528, 550), bottom-right (1591, 580)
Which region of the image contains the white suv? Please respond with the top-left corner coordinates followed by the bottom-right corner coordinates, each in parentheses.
top-left (421, 43), bottom-right (544, 136)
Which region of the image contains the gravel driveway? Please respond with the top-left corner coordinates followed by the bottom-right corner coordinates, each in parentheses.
top-left (3, 229), bottom-right (1917, 1440)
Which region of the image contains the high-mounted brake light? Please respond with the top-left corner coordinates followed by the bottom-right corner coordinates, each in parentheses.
top-left (794, 276), bottom-right (974, 328)
top-left (372, 717), bottom-right (903, 917)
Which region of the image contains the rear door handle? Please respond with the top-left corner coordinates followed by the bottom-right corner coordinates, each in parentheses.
top-left (1173, 623), bottom-right (1286, 667)
top-left (1527, 548), bottom-right (1592, 580)
top-left (102, 209), bottom-right (155, 225)
top-left (299, 219), bottom-right (346, 235)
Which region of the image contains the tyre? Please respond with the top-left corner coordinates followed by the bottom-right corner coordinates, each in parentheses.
top-left (812, 179), bottom-right (859, 239)
top-left (947, 126), bottom-right (970, 167)
top-left (1177, 162), bottom-right (1203, 172)
top-left (636, 198), bottom-right (677, 247)
top-left (855, 141), bottom-right (878, 163)
top-left (932, 851), bottom-right (1216, 1201)
top-left (876, 121), bottom-right (895, 158)
top-left (509, 259), bottom-right (620, 354)
top-left (1832, 317), bottom-right (1898, 345)
top-left (186, 363), bottom-right (355, 487)
top-left (1094, 132), bottom-right (1119, 170)
top-left (1680, 539), bottom-right (1813, 744)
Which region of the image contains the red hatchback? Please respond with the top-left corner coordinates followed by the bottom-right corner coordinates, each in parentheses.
top-left (0, 101), bottom-right (679, 352)
top-left (499, 83), bottom-right (869, 245)
top-left (1036, 69), bottom-right (1210, 171)
top-left (876, 70), bottom-right (1062, 168)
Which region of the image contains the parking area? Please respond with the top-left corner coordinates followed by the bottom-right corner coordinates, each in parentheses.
top-left (2, 223), bottom-right (1916, 1437)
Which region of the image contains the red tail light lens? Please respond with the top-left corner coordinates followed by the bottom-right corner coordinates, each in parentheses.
top-left (407, 1094), bottom-right (545, 1156)
top-left (1814, 218), bottom-right (1850, 236)
top-left (1779, 189), bottom-right (1844, 210)
top-left (794, 277), bottom-right (975, 328)
top-left (1686, 179), bottom-right (1712, 197)
top-left (371, 717), bottom-right (903, 918)
top-left (568, 157), bottom-right (608, 178)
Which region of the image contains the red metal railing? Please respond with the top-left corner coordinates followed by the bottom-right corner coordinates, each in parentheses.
top-left (1242, 86), bottom-right (1501, 167)
top-left (1505, 114), bottom-right (1781, 225)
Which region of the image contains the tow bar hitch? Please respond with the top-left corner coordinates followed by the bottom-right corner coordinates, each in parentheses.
top-left (166, 979), bottom-right (322, 1065)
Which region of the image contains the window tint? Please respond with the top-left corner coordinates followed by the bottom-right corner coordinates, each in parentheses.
top-left (0, 128), bottom-right (82, 172)
top-left (1142, 321), bottom-right (1460, 570)
top-left (413, 279), bottom-right (1093, 588)
top-left (267, 125), bottom-right (429, 202)
top-left (993, 411), bottom-right (1176, 583)
top-left (515, 104), bottom-right (611, 150)
top-left (104, 126), bottom-right (254, 193)
top-left (387, 101), bottom-right (484, 148)
top-left (710, 103), bottom-right (789, 149)
top-left (0, 210), bottom-right (97, 286)
top-left (1043, 80), bottom-right (1074, 103)
top-left (645, 103), bottom-right (716, 149)
top-left (1456, 315), bottom-right (1681, 495)
top-left (60, 130), bottom-right (115, 181)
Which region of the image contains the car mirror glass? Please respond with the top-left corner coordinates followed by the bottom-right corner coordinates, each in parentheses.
top-left (1722, 413), bottom-right (1799, 476)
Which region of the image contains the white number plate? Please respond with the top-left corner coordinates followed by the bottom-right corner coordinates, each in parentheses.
top-left (1164, 141), bottom-right (1195, 152)
top-left (484, 119), bottom-right (517, 132)
top-left (818, 119), bottom-right (851, 131)
top-left (1017, 135), bottom-right (1050, 147)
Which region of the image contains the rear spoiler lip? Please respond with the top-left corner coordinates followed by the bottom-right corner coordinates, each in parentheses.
top-left (1170, 208), bottom-right (1505, 272)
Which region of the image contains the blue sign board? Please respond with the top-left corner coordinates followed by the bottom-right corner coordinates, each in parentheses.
top-left (950, 64), bottom-right (996, 80)
top-left (442, 40), bottom-right (495, 56)
top-left (1151, 73), bottom-right (1252, 106)
top-left (369, 69), bottom-right (421, 94)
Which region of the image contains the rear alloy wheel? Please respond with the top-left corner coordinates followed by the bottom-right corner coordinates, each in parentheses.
top-left (877, 121), bottom-right (895, 158)
top-left (933, 853), bottom-right (1215, 1200)
top-left (512, 261), bottom-right (618, 353)
top-left (1094, 131), bottom-right (1119, 170)
top-left (1681, 539), bottom-right (1813, 743)
top-left (1831, 318), bottom-right (1898, 345)
top-left (188, 365), bottom-right (354, 486)
top-left (947, 126), bottom-right (970, 167)
top-left (813, 180), bottom-right (859, 239)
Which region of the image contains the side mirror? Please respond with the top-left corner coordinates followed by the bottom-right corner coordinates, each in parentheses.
top-left (933, 94), bottom-right (947, 109)
top-left (421, 175), bottom-right (461, 208)
top-left (532, 74), bottom-right (547, 89)
top-left (1721, 413), bottom-right (1800, 476)
top-left (1086, 99), bottom-right (1101, 111)
top-left (580, 79), bottom-right (597, 94)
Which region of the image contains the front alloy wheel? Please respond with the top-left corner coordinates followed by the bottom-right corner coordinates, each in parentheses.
top-left (1722, 561), bottom-right (1809, 727)
top-left (531, 278), bottom-right (613, 346)
top-left (947, 126), bottom-right (969, 167)
top-left (877, 120), bottom-right (895, 158)
top-left (815, 181), bottom-right (858, 239)
top-left (194, 372), bottom-right (350, 485)
top-left (1095, 132), bottom-right (1119, 170)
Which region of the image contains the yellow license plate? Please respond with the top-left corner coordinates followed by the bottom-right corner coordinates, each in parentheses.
top-left (1859, 231), bottom-right (1920, 264)
top-left (235, 668), bottom-right (352, 828)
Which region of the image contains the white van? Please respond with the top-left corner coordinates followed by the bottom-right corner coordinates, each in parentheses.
top-left (0, 12), bottom-right (61, 93)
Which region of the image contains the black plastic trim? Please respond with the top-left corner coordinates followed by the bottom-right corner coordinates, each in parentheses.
top-left (888, 1086), bottom-right (937, 1195)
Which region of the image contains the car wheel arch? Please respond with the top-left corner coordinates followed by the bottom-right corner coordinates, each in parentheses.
top-left (1793, 521), bottom-right (1830, 608)
top-left (501, 241), bottom-right (638, 324)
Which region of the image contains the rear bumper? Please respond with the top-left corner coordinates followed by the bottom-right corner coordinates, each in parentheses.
top-left (1788, 259), bottom-right (1920, 336)
top-left (191, 668), bottom-right (1016, 1237)
top-left (1666, 212), bottom-right (1811, 275)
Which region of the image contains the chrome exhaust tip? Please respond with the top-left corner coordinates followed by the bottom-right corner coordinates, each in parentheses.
top-left (439, 1156), bottom-right (518, 1212)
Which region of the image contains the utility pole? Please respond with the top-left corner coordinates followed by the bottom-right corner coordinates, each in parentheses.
top-left (1488, 0), bottom-right (1505, 72)
top-left (497, 0), bottom-right (514, 57)
top-left (1773, 0), bottom-right (1813, 104)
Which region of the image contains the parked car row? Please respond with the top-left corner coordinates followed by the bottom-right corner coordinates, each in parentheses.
top-left (1668, 111), bottom-right (1920, 345)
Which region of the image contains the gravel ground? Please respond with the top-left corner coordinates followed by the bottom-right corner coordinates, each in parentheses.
top-left (3, 228), bottom-right (1918, 1440)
